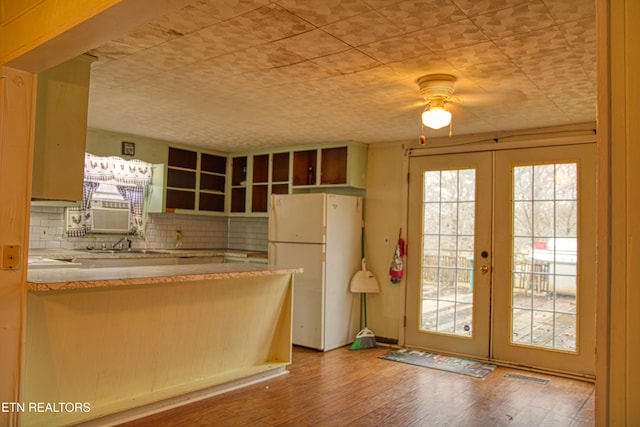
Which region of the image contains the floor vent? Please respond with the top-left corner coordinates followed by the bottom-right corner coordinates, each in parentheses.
top-left (504, 373), bottom-right (550, 384)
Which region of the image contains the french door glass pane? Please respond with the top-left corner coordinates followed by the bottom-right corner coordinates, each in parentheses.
top-left (511, 163), bottom-right (578, 352)
top-left (420, 169), bottom-right (475, 337)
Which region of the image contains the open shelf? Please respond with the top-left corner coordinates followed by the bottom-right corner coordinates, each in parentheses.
top-left (232, 157), bottom-right (247, 186)
top-left (252, 185), bottom-right (268, 212)
top-left (253, 154), bottom-right (269, 183)
top-left (165, 147), bottom-right (226, 213)
top-left (292, 150), bottom-right (317, 186)
top-left (271, 152), bottom-right (289, 183)
top-left (321, 146), bottom-right (348, 185)
top-left (200, 173), bottom-right (225, 192)
top-left (168, 147), bottom-right (197, 169)
top-left (231, 187), bottom-right (246, 213)
top-left (166, 189), bottom-right (196, 210)
top-left (166, 169), bottom-right (196, 189)
top-left (201, 153), bottom-right (226, 174)
top-left (199, 192), bottom-right (225, 212)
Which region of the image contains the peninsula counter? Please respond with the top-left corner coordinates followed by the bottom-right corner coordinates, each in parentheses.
top-left (23, 263), bottom-right (299, 426)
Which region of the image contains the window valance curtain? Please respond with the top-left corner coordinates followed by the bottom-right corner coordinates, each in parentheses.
top-left (84, 153), bottom-right (152, 186)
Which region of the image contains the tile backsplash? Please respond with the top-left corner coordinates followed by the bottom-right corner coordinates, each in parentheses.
top-left (29, 206), bottom-right (268, 252)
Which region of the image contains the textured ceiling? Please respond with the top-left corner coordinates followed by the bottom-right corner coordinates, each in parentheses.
top-left (86, 0), bottom-right (595, 153)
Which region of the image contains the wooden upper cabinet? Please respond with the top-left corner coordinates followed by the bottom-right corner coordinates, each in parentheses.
top-left (168, 147), bottom-right (197, 169)
top-left (292, 150), bottom-right (317, 186)
top-left (230, 156), bottom-right (247, 213)
top-left (166, 147), bottom-right (197, 211)
top-left (31, 54), bottom-right (95, 201)
top-left (292, 143), bottom-right (367, 189)
top-left (320, 147), bottom-right (348, 185)
top-left (198, 153), bottom-right (226, 212)
top-left (165, 147), bottom-right (226, 213)
top-left (161, 143), bottom-right (366, 216)
top-left (252, 154), bottom-right (269, 184)
top-left (251, 154), bottom-right (269, 212)
top-left (271, 152), bottom-right (290, 195)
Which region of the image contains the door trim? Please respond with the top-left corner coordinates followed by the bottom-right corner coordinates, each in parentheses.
top-left (408, 127), bottom-right (595, 158)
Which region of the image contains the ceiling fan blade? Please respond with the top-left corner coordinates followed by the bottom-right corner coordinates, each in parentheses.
top-left (455, 89), bottom-right (528, 107)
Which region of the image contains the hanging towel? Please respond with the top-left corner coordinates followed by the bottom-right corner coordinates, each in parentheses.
top-left (389, 233), bottom-right (405, 284)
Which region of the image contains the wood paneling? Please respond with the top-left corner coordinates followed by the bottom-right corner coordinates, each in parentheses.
top-left (23, 274), bottom-right (293, 426)
top-left (0, 66), bottom-right (35, 427)
top-left (605, 1), bottom-right (640, 424)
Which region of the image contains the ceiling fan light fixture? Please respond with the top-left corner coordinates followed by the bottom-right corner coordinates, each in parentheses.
top-left (422, 106), bottom-right (452, 130)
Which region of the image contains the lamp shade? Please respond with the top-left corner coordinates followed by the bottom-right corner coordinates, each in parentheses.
top-left (422, 106), bottom-right (452, 130)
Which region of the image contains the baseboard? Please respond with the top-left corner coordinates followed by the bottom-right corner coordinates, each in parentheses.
top-left (375, 336), bottom-right (399, 345)
top-left (74, 367), bottom-right (289, 427)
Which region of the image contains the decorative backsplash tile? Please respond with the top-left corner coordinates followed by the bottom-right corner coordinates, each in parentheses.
top-left (144, 213), bottom-right (229, 249)
top-left (29, 206), bottom-right (268, 252)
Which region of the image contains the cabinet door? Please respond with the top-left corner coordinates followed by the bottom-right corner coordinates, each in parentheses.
top-left (146, 164), bottom-right (165, 213)
top-left (32, 54), bottom-right (94, 201)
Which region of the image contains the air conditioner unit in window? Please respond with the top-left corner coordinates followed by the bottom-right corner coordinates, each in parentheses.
top-left (89, 200), bottom-right (131, 233)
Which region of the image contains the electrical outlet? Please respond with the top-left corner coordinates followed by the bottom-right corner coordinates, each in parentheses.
top-left (41, 228), bottom-right (48, 238)
top-left (2, 245), bottom-right (20, 270)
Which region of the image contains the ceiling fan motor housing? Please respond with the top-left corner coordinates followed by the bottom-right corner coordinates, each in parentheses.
top-left (417, 74), bottom-right (457, 103)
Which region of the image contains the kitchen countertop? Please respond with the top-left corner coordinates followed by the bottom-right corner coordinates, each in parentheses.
top-left (25, 248), bottom-right (300, 292)
top-left (27, 262), bottom-right (301, 292)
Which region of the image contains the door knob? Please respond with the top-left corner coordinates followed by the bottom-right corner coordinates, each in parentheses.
top-left (479, 265), bottom-right (489, 274)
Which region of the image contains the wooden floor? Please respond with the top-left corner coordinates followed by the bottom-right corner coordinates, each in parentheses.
top-left (116, 345), bottom-right (594, 427)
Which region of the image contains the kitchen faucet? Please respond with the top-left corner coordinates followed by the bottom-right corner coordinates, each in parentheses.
top-left (112, 236), bottom-right (132, 250)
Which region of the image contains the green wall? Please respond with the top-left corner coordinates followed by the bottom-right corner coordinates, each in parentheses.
top-left (86, 128), bottom-right (171, 164)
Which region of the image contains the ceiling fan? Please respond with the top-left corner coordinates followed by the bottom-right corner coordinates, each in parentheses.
top-left (417, 73), bottom-right (458, 132)
top-left (415, 73), bottom-right (528, 144)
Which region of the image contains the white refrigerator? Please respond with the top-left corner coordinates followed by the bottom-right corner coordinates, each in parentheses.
top-left (268, 193), bottom-right (362, 351)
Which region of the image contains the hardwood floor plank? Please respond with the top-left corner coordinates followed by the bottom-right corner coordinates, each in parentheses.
top-left (116, 346), bottom-right (594, 427)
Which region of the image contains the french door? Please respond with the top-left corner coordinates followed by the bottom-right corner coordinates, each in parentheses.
top-left (405, 144), bottom-right (596, 377)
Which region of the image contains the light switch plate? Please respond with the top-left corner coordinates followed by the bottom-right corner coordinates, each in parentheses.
top-left (2, 245), bottom-right (21, 270)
